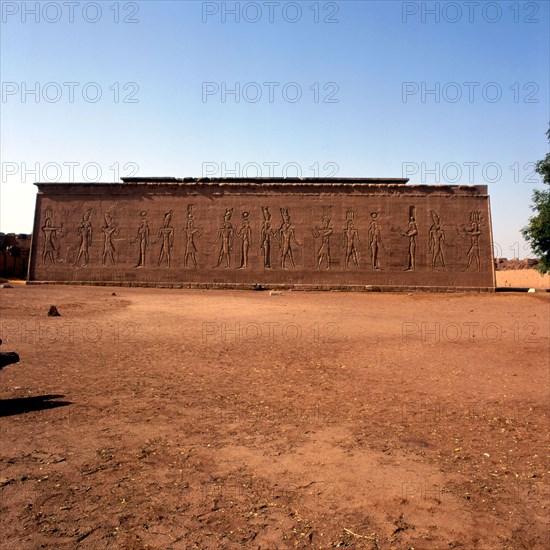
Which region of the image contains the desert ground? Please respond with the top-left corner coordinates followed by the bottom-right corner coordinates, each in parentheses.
top-left (0, 284), bottom-right (548, 549)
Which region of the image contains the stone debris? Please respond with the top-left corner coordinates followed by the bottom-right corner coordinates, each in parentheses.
top-left (48, 305), bottom-right (61, 317)
top-left (0, 339), bottom-right (20, 370)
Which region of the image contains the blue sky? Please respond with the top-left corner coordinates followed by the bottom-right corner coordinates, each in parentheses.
top-left (1, 0), bottom-right (548, 258)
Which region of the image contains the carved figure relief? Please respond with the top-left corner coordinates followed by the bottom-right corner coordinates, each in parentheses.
top-left (428, 210), bottom-right (448, 271)
top-left (392, 206), bottom-right (418, 271)
top-left (184, 205), bottom-right (203, 268)
top-left (368, 212), bottom-right (384, 270)
top-left (101, 212), bottom-right (118, 266)
top-left (342, 208), bottom-right (360, 269)
top-left (74, 209), bottom-right (93, 267)
top-left (41, 208), bottom-right (63, 266)
top-left (312, 208), bottom-right (333, 270)
top-left (237, 212), bottom-right (252, 269)
top-left (154, 211), bottom-right (174, 268)
top-left (213, 209), bottom-right (234, 268)
top-left (260, 207), bottom-right (277, 269)
top-left (459, 210), bottom-right (483, 271)
top-left (279, 208), bottom-right (300, 269)
top-left (132, 211), bottom-right (149, 268)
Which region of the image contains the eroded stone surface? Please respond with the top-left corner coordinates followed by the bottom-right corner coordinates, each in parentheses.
top-left (29, 178), bottom-right (495, 290)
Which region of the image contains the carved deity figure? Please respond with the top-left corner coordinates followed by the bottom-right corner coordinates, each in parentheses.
top-left (41, 210), bottom-right (62, 266)
top-left (154, 211), bottom-right (174, 268)
top-left (428, 210), bottom-right (448, 271)
top-left (184, 205), bottom-right (203, 268)
top-left (459, 210), bottom-right (483, 271)
top-left (101, 212), bottom-right (118, 266)
top-left (213, 209), bottom-right (234, 268)
top-left (312, 213), bottom-right (333, 269)
top-left (260, 207), bottom-right (277, 269)
top-left (237, 212), bottom-right (252, 269)
top-left (133, 211), bottom-right (149, 268)
top-left (74, 209), bottom-right (93, 267)
top-left (392, 206), bottom-right (418, 271)
top-left (279, 208), bottom-right (300, 269)
top-left (368, 212), bottom-right (384, 270)
top-left (342, 209), bottom-right (360, 269)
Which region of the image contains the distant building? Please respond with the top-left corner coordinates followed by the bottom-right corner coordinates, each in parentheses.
top-left (0, 233), bottom-right (31, 279)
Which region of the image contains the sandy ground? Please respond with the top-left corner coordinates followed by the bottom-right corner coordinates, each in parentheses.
top-left (0, 285), bottom-right (548, 549)
top-left (496, 269), bottom-right (550, 289)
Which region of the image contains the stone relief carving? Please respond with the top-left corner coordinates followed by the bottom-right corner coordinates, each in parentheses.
top-left (41, 208), bottom-right (63, 266)
top-left (73, 209), bottom-right (93, 267)
top-left (154, 211), bottom-right (174, 268)
top-left (428, 210), bottom-right (448, 271)
top-left (368, 212), bottom-right (384, 270)
top-left (260, 207), bottom-right (277, 269)
top-left (459, 210), bottom-right (483, 271)
top-left (132, 211), bottom-right (149, 268)
top-left (342, 208), bottom-right (360, 269)
top-left (312, 208), bottom-right (333, 270)
top-left (392, 206), bottom-right (418, 271)
top-left (35, 202), bottom-right (489, 279)
top-left (237, 211), bottom-right (252, 269)
top-left (101, 212), bottom-right (118, 267)
top-left (184, 205), bottom-right (203, 268)
top-left (279, 208), bottom-right (300, 269)
top-left (213, 209), bottom-right (234, 268)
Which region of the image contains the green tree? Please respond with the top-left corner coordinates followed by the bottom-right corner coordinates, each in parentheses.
top-left (522, 126), bottom-right (550, 274)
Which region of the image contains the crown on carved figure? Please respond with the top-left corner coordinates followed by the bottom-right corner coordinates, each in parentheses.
top-left (470, 210), bottom-right (483, 224)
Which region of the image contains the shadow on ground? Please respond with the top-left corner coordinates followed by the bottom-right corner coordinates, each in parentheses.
top-left (0, 394), bottom-right (72, 417)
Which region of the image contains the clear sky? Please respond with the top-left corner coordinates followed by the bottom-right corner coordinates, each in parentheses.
top-left (1, 0), bottom-right (548, 259)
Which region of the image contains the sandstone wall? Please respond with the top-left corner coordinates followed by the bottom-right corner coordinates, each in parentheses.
top-left (29, 180), bottom-right (495, 291)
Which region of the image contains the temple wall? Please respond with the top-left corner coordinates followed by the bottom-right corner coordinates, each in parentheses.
top-left (28, 181), bottom-right (495, 291)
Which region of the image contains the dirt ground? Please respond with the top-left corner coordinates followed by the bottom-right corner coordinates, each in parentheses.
top-left (0, 284), bottom-right (548, 549)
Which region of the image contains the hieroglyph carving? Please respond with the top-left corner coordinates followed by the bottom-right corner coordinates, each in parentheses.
top-left (133, 211), bottom-right (149, 268)
top-left (101, 212), bottom-right (118, 266)
top-left (392, 206), bottom-right (418, 271)
top-left (279, 208), bottom-right (301, 269)
top-left (368, 212), bottom-right (384, 270)
top-left (342, 208), bottom-right (360, 269)
top-left (428, 210), bottom-right (448, 271)
top-left (260, 207), bottom-right (277, 269)
top-left (213, 209), bottom-right (234, 268)
top-left (184, 205), bottom-right (203, 268)
top-left (238, 212), bottom-right (252, 269)
top-left (41, 209), bottom-right (63, 266)
top-left (74, 209), bottom-right (93, 267)
top-left (154, 211), bottom-right (174, 268)
top-left (459, 210), bottom-right (483, 271)
top-left (312, 209), bottom-right (333, 269)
